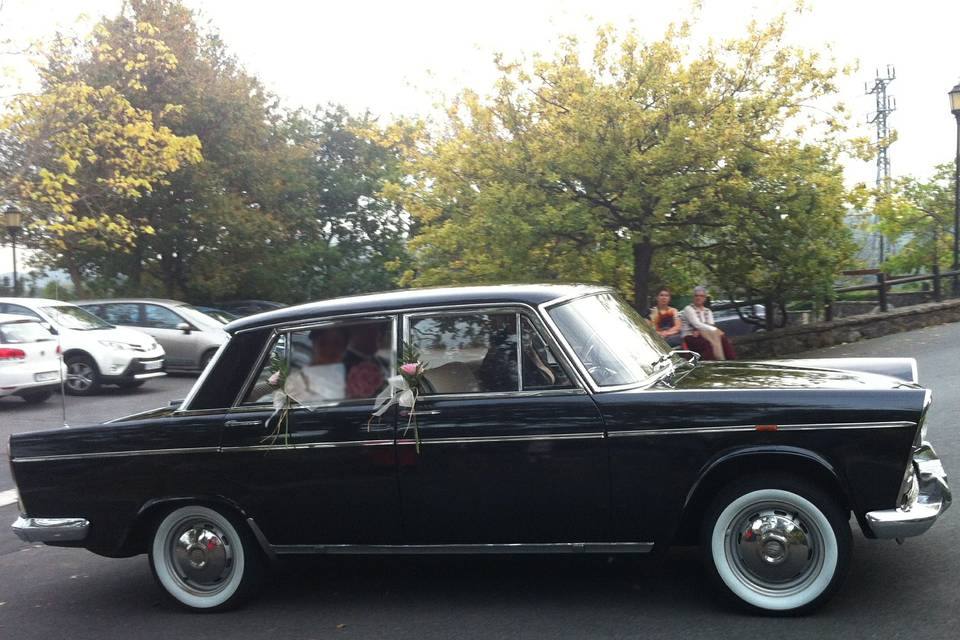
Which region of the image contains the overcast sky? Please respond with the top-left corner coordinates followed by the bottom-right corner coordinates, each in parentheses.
top-left (2, 0), bottom-right (960, 273)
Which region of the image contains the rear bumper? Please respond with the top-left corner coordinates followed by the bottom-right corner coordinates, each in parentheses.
top-left (12, 516), bottom-right (90, 543)
top-left (866, 443), bottom-right (951, 539)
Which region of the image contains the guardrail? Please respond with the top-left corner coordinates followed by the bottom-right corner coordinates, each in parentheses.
top-left (709, 267), bottom-right (960, 329)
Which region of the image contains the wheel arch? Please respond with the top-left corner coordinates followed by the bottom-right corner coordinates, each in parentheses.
top-left (673, 446), bottom-right (852, 546)
top-left (118, 495), bottom-right (270, 559)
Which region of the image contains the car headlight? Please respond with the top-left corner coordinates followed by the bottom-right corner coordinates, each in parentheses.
top-left (99, 340), bottom-right (136, 351)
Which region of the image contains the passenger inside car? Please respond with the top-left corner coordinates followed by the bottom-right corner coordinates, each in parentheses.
top-left (284, 326), bottom-right (349, 403)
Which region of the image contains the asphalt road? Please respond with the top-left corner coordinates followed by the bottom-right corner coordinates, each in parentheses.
top-left (1, 323), bottom-right (958, 639)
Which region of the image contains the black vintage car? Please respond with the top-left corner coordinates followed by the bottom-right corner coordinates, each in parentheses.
top-left (9, 285), bottom-right (951, 613)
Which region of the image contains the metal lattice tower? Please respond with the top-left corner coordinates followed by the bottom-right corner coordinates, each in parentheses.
top-left (866, 65), bottom-right (896, 264)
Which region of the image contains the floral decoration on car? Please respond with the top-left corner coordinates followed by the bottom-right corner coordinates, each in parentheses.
top-left (371, 345), bottom-right (427, 452)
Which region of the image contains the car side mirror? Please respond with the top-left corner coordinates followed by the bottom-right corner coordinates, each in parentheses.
top-left (176, 322), bottom-right (193, 334)
top-left (42, 322), bottom-right (58, 335)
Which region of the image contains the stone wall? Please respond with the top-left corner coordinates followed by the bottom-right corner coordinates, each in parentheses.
top-left (732, 298), bottom-right (960, 359)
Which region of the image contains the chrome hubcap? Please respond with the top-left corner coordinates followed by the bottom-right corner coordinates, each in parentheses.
top-left (166, 519), bottom-right (235, 595)
top-left (725, 501), bottom-right (824, 596)
top-left (66, 362), bottom-right (94, 391)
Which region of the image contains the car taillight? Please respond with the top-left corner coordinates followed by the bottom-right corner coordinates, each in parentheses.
top-left (56, 345), bottom-right (62, 354)
top-left (0, 348), bottom-right (26, 360)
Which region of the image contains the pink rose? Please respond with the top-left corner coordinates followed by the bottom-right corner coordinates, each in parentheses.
top-left (268, 371), bottom-right (281, 386)
top-left (400, 362), bottom-right (420, 376)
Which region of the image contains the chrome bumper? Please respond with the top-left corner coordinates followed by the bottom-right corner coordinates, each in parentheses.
top-left (12, 516), bottom-right (90, 543)
top-left (866, 443), bottom-right (951, 539)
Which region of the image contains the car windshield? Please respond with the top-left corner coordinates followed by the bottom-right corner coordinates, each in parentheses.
top-left (178, 305), bottom-right (227, 329)
top-left (41, 305), bottom-right (113, 330)
top-left (0, 320), bottom-right (55, 343)
top-left (548, 292), bottom-right (671, 387)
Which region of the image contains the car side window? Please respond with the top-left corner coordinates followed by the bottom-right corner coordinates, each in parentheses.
top-left (519, 316), bottom-right (573, 391)
top-left (406, 311), bottom-right (520, 394)
top-left (240, 318), bottom-right (393, 406)
top-left (143, 304), bottom-right (183, 329)
top-left (100, 303), bottom-right (141, 325)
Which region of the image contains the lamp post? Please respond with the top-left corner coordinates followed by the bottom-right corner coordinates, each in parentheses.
top-left (3, 205), bottom-right (22, 296)
top-left (951, 82), bottom-right (960, 296)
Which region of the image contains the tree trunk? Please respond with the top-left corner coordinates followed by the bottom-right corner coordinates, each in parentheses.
top-left (66, 264), bottom-right (85, 298)
top-left (632, 241), bottom-right (654, 310)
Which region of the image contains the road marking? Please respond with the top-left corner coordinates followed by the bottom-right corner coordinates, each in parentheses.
top-left (0, 489), bottom-right (18, 508)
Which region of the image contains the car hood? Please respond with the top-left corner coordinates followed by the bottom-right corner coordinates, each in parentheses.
top-left (102, 326), bottom-right (161, 350)
top-left (669, 360), bottom-right (914, 391)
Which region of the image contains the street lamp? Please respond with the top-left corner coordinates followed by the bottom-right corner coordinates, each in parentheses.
top-left (3, 205), bottom-right (22, 296)
top-left (951, 82), bottom-right (960, 296)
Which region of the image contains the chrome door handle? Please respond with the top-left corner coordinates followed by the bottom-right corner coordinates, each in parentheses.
top-left (225, 419), bottom-right (263, 428)
top-left (400, 409), bottom-right (440, 417)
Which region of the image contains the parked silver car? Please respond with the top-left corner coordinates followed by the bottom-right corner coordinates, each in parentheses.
top-left (77, 299), bottom-right (228, 372)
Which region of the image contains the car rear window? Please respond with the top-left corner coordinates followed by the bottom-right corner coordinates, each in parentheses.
top-left (0, 321), bottom-right (55, 344)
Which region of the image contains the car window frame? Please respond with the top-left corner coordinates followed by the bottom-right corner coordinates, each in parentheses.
top-left (143, 303), bottom-right (188, 330)
top-left (232, 314), bottom-right (398, 411)
top-left (402, 305), bottom-right (584, 400)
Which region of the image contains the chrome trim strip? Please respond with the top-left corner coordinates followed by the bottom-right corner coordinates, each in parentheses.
top-left (12, 516), bottom-right (90, 543)
top-left (13, 446), bottom-right (221, 463)
top-left (397, 432), bottom-right (604, 446)
top-left (271, 542), bottom-right (655, 555)
top-left (132, 371), bottom-right (167, 380)
top-left (607, 421), bottom-right (916, 438)
top-left (179, 340), bottom-right (230, 411)
top-left (221, 439), bottom-right (394, 453)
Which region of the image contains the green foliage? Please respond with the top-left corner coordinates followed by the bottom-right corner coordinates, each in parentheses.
top-left (389, 12), bottom-right (862, 308)
top-left (875, 163), bottom-right (956, 275)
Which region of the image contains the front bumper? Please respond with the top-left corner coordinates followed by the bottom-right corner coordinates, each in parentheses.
top-left (866, 442), bottom-right (952, 538)
top-left (12, 516), bottom-right (90, 543)
top-left (100, 356), bottom-right (166, 382)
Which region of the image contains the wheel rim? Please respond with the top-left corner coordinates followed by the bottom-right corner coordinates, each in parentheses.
top-left (162, 516), bottom-right (236, 598)
top-left (66, 362), bottom-right (94, 392)
top-left (724, 499), bottom-right (825, 597)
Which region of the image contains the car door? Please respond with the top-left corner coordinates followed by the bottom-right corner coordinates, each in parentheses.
top-left (217, 317), bottom-right (402, 547)
top-left (141, 303), bottom-right (196, 368)
top-left (396, 308), bottom-right (610, 545)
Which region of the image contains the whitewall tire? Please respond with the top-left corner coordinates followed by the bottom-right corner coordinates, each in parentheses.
top-left (149, 505), bottom-right (263, 611)
top-left (702, 477), bottom-right (851, 614)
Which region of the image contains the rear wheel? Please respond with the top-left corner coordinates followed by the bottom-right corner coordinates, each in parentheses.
top-left (64, 354), bottom-right (100, 396)
top-left (701, 475), bottom-right (851, 614)
top-left (149, 505), bottom-right (265, 612)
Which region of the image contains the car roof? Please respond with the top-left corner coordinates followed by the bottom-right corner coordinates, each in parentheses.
top-left (224, 283), bottom-right (607, 334)
top-left (76, 298), bottom-right (188, 306)
top-left (0, 312), bottom-right (42, 323)
top-left (0, 297), bottom-right (76, 307)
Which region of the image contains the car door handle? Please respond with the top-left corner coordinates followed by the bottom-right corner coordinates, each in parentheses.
top-left (225, 419), bottom-right (263, 428)
top-left (400, 409), bottom-right (440, 417)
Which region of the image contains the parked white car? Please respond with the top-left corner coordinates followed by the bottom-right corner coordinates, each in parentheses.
top-left (0, 298), bottom-right (165, 395)
top-left (0, 314), bottom-right (67, 404)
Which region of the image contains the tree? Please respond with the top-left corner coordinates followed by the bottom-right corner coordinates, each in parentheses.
top-left (0, 21), bottom-right (201, 292)
top-left (389, 14), bottom-right (860, 308)
top-left (704, 142), bottom-right (856, 322)
top-left (875, 164), bottom-right (956, 276)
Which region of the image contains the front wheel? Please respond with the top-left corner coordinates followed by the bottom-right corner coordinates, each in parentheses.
top-left (64, 354), bottom-right (100, 396)
top-left (701, 476), bottom-right (851, 614)
top-left (149, 505), bottom-right (265, 612)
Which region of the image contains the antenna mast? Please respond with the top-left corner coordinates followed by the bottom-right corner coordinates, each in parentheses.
top-left (866, 65), bottom-right (896, 265)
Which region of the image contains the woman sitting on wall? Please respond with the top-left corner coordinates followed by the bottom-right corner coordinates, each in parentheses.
top-left (681, 286), bottom-right (736, 361)
top-left (649, 287), bottom-right (682, 347)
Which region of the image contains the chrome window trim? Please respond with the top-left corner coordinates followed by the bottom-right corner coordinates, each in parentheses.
top-left (231, 315), bottom-right (398, 410)
top-left (414, 388), bottom-right (587, 401)
top-left (607, 421), bottom-right (916, 438)
top-left (178, 340), bottom-right (231, 411)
